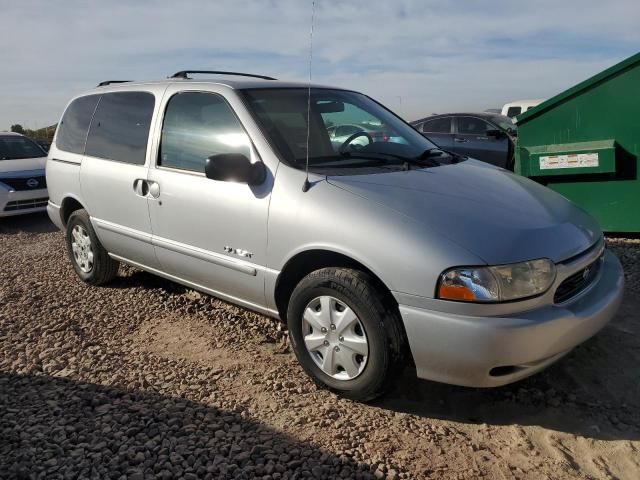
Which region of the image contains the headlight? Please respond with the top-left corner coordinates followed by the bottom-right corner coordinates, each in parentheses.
top-left (437, 258), bottom-right (556, 303)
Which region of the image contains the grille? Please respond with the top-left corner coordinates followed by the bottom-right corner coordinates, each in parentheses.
top-left (0, 175), bottom-right (47, 191)
top-left (4, 197), bottom-right (49, 212)
top-left (554, 254), bottom-right (603, 303)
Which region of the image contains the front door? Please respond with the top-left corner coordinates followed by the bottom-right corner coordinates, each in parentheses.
top-left (452, 116), bottom-right (510, 167)
top-left (147, 88), bottom-right (271, 309)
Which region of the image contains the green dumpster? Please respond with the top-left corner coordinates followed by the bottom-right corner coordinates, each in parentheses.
top-left (515, 51), bottom-right (640, 232)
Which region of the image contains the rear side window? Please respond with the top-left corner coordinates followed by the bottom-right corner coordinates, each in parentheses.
top-left (85, 92), bottom-right (155, 165)
top-left (56, 95), bottom-right (101, 154)
top-left (422, 117), bottom-right (451, 133)
top-left (159, 92), bottom-right (250, 173)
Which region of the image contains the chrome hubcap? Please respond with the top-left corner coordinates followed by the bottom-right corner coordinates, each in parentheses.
top-left (302, 296), bottom-right (369, 380)
top-left (71, 225), bottom-right (94, 273)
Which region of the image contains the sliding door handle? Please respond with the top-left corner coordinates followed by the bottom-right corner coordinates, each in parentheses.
top-left (133, 179), bottom-right (149, 196)
top-left (133, 179), bottom-right (160, 198)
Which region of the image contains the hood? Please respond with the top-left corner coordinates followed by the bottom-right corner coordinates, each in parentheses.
top-left (0, 156), bottom-right (47, 173)
top-left (327, 160), bottom-right (600, 265)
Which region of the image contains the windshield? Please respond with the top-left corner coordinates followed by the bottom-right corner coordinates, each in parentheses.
top-left (241, 88), bottom-right (447, 170)
top-left (0, 136), bottom-right (46, 160)
top-left (488, 114), bottom-right (517, 133)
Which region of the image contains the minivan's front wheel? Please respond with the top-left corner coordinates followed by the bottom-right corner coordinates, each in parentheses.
top-left (287, 268), bottom-right (406, 401)
top-left (66, 209), bottom-right (119, 285)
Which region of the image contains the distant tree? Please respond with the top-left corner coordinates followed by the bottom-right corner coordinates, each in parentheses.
top-left (10, 124), bottom-right (25, 134)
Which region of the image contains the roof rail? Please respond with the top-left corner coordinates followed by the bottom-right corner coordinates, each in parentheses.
top-left (170, 70), bottom-right (277, 81)
top-left (97, 80), bottom-right (132, 87)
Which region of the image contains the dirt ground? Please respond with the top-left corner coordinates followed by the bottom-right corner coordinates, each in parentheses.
top-left (1, 213), bottom-right (639, 479)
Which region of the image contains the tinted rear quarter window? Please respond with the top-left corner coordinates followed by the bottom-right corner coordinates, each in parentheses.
top-left (506, 106), bottom-right (521, 117)
top-left (422, 117), bottom-right (451, 133)
top-left (85, 92), bottom-right (155, 165)
top-left (56, 95), bottom-right (101, 154)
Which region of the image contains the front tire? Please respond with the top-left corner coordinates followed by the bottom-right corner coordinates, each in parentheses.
top-left (287, 267), bottom-right (406, 401)
top-left (66, 209), bottom-right (119, 285)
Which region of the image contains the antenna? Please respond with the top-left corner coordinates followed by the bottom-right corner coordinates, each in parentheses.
top-left (302, 0), bottom-right (317, 192)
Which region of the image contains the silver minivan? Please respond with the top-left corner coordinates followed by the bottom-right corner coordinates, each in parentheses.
top-left (46, 71), bottom-right (624, 400)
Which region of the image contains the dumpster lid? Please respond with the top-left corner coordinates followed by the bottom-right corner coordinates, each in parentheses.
top-left (523, 139), bottom-right (616, 155)
top-left (516, 51), bottom-right (640, 124)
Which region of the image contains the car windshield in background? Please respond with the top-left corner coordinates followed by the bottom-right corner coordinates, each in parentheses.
top-left (489, 115), bottom-right (517, 133)
top-left (0, 136), bottom-right (45, 160)
top-left (242, 88), bottom-right (446, 170)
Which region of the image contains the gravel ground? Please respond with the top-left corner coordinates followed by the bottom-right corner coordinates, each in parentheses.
top-left (1, 213), bottom-right (639, 479)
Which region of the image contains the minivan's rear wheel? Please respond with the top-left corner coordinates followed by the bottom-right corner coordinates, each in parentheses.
top-left (287, 267), bottom-right (406, 401)
top-left (66, 209), bottom-right (119, 285)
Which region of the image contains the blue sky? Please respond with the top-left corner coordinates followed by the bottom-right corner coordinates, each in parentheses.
top-left (0, 0), bottom-right (638, 129)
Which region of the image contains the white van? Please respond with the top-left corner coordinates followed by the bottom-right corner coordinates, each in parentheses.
top-left (45, 72), bottom-right (623, 400)
top-left (501, 99), bottom-right (544, 119)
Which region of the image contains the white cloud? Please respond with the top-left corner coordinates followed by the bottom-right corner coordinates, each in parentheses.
top-left (0, 0), bottom-right (638, 128)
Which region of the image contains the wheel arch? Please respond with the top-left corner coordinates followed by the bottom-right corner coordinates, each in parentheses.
top-left (274, 248), bottom-right (397, 322)
top-left (60, 195), bottom-right (86, 227)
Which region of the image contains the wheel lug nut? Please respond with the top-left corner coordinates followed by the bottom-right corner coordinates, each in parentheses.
top-left (321, 327), bottom-right (327, 333)
top-left (330, 324), bottom-right (336, 330)
top-left (334, 346), bottom-right (340, 352)
top-left (339, 336), bottom-right (344, 342)
top-left (323, 340), bottom-right (330, 346)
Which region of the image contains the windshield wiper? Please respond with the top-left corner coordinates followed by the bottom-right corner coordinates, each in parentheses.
top-left (419, 147), bottom-right (468, 165)
top-left (334, 151), bottom-right (418, 170)
top-left (341, 150), bottom-right (445, 170)
top-left (391, 148), bottom-right (447, 170)
top-left (340, 150), bottom-right (408, 162)
top-left (417, 147), bottom-right (445, 159)
top-left (304, 155), bottom-right (396, 169)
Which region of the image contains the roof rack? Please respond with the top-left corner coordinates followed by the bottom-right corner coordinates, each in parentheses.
top-left (97, 80), bottom-right (132, 87)
top-left (170, 70), bottom-right (277, 81)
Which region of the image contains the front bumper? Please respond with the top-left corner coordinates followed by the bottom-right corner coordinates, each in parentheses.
top-left (0, 188), bottom-right (48, 217)
top-left (399, 249), bottom-right (624, 387)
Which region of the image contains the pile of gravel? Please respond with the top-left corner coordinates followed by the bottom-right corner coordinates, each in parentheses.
top-left (606, 237), bottom-right (640, 292)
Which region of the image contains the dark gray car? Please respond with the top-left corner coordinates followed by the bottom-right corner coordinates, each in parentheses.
top-left (411, 113), bottom-right (516, 169)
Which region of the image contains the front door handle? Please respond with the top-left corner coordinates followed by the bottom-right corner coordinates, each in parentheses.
top-left (454, 137), bottom-right (467, 143)
top-left (148, 182), bottom-right (160, 199)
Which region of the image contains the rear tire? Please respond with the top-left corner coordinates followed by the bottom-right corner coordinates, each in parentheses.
top-left (66, 209), bottom-right (119, 285)
top-left (287, 267), bottom-right (406, 401)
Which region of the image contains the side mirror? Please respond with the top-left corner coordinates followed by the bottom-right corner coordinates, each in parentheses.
top-left (205, 153), bottom-right (266, 185)
top-left (485, 129), bottom-right (503, 138)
